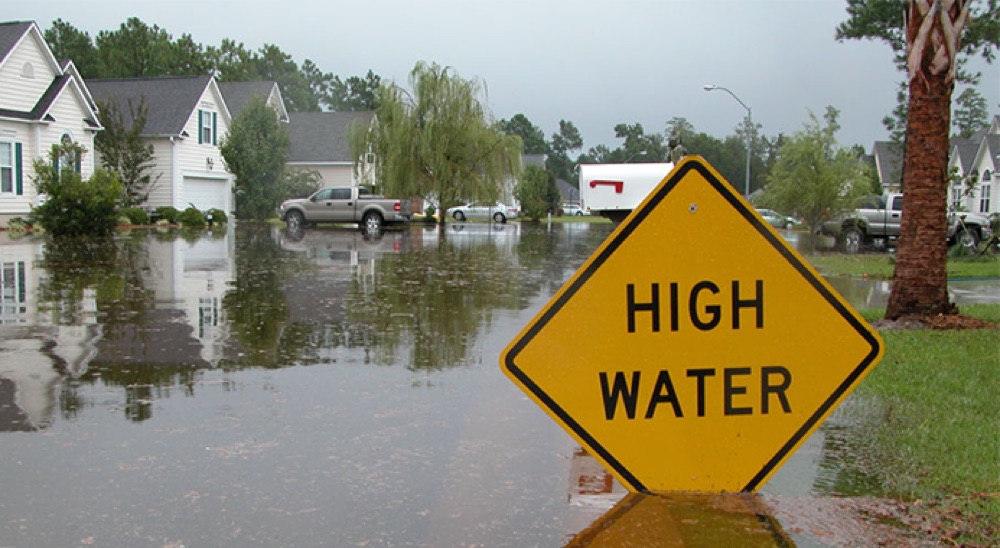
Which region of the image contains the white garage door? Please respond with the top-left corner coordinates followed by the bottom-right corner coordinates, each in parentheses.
top-left (183, 177), bottom-right (229, 212)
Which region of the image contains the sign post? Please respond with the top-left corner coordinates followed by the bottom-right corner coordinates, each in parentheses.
top-left (501, 156), bottom-right (883, 493)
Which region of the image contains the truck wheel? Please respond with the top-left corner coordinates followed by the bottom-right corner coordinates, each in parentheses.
top-left (492, 212), bottom-right (506, 224)
top-left (453, 211), bottom-right (466, 221)
top-left (285, 210), bottom-right (305, 229)
top-left (839, 227), bottom-right (864, 254)
top-left (953, 228), bottom-right (979, 254)
top-left (362, 212), bottom-right (383, 232)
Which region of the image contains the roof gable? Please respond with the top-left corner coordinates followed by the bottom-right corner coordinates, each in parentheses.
top-left (0, 21), bottom-right (61, 77)
top-left (86, 75), bottom-right (220, 136)
top-left (219, 81), bottom-right (288, 122)
top-left (871, 141), bottom-right (903, 187)
top-left (288, 111), bottom-right (374, 163)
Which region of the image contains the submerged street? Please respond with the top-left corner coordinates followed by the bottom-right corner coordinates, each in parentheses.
top-left (0, 222), bottom-right (995, 547)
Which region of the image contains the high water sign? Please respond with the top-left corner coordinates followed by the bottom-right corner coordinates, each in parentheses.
top-left (500, 156), bottom-right (884, 494)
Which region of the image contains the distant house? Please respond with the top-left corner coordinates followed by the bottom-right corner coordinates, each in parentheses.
top-left (218, 80), bottom-right (289, 123)
top-left (0, 21), bottom-right (103, 223)
top-left (86, 75), bottom-right (235, 214)
top-left (870, 115), bottom-right (998, 217)
top-left (287, 111), bottom-right (374, 187)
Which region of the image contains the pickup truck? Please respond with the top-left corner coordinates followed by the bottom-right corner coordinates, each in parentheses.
top-left (278, 186), bottom-right (411, 231)
top-left (818, 193), bottom-right (993, 253)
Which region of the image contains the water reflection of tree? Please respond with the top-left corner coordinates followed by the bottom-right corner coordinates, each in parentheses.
top-left (221, 223), bottom-right (314, 368)
top-left (346, 240), bottom-right (521, 370)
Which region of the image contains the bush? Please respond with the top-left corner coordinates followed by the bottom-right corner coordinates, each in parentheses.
top-left (205, 208), bottom-right (228, 225)
top-left (177, 207), bottom-right (206, 227)
top-left (32, 156), bottom-right (122, 237)
top-left (121, 207), bottom-right (150, 225)
top-left (7, 218), bottom-right (30, 238)
top-left (153, 206), bottom-right (180, 224)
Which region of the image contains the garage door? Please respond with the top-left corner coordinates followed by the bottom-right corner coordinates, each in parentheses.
top-left (183, 177), bottom-right (229, 212)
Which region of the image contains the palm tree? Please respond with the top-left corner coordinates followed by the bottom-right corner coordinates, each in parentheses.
top-left (885, 0), bottom-right (971, 319)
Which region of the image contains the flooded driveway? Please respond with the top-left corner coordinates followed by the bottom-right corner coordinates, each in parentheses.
top-left (0, 223), bottom-right (992, 546)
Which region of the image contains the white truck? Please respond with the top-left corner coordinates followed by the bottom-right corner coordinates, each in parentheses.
top-left (579, 163), bottom-right (674, 223)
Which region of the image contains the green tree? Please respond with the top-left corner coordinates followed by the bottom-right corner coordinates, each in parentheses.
top-left (328, 70), bottom-right (383, 111)
top-left (43, 19), bottom-right (100, 76)
top-left (839, 0), bottom-right (998, 320)
top-left (498, 114), bottom-right (547, 154)
top-left (32, 142), bottom-right (122, 236)
top-left (547, 120), bottom-right (584, 184)
top-left (514, 165), bottom-right (559, 220)
top-left (254, 44), bottom-right (317, 112)
top-left (837, 0), bottom-right (998, 142)
top-left (220, 96), bottom-right (291, 219)
top-left (94, 95), bottom-right (159, 207)
top-left (349, 61), bottom-right (521, 222)
top-left (952, 86), bottom-right (989, 138)
top-left (93, 17), bottom-right (178, 78)
top-left (760, 107), bottom-right (870, 233)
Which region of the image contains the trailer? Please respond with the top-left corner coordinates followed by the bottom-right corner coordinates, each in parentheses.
top-left (579, 163), bottom-right (674, 223)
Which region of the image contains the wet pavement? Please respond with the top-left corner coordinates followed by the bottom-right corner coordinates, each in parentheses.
top-left (0, 223), bottom-right (994, 547)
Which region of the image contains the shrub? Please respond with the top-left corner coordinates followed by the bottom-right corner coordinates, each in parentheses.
top-left (7, 218), bottom-right (30, 238)
top-left (121, 207), bottom-right (150, 225)
top-left (32, 146), bottom-right (122, 237)
top-left (153, 206), bottom-right (180, 224)
top-left (205, 208), bottom-right (228, 225)
top-left (177, 207), bottom-right (206, 227)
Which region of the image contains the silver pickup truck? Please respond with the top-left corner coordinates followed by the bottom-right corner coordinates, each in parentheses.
top-left (278, 186), bottom-right (411, 231)
top-left (819, 193), bottom-right (993, 253)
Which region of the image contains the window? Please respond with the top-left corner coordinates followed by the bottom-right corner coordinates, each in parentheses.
top-left (951, 183), bottom-right (963, 211)
top-left (199, 110), bottom-right (216, 145)
top-left (979, 184), bottom-right (991, 214)
top-left (0, 261), bottom-right (27, 325)
top-left (20, 62), bottom-right (34, 78)
top-left (984, 169), bottom-right (993, 182)
top-left (0, 142), bottom-right (13, 193)
top-left (53, 134), bottom-right (81, 176)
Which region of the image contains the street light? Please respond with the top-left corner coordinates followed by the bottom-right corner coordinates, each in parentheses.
top-left (703, 84), bottom-right (752, 198)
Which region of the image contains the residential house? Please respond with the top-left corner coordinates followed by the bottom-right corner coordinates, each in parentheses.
top-left (218, 80), bottom-right (289, 123)
top-left (871, 115), bottom-right (998, 217)
top-left (0, 21), bottom-right (103, 224)
top-left (86, 75), bottom-right (235, 214)
top-left (948, 115), bottom-right (998, 216)
top-left (287, 111), bottom-right (375, 187)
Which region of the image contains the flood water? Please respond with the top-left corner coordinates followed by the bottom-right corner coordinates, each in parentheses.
top-left (0, 223), bottom-right (996, 547)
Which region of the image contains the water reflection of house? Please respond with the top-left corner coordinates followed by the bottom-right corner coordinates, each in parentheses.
top-left (0, 236), bottom-right (99, 430)
top-left (143, 228), bottom-right (236, 366)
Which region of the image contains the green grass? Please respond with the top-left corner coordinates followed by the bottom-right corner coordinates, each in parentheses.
top-left (852, 304), bottom-right (999, 543)
top-left (805, 253), bottom-right (1000, 280)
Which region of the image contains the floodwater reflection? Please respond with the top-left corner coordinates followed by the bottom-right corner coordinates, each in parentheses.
top-left (0, 222), bottom-right (993, 546)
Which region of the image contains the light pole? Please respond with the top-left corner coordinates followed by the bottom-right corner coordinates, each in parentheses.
top-left (703, 84), bottom-right (752, 198)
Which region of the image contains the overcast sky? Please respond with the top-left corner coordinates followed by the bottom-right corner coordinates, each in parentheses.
top-left (14, 0), bottom-right (1000, 153)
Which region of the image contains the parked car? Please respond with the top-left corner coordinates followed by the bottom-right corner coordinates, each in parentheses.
top-left (446, 202), bottom-right (518, 223)
top-left (756, 208), bottom-right (797, 230)
top-left (278, 186), bottom-right (411, 232)
top-left (562, 203), bottom-right (587, 216)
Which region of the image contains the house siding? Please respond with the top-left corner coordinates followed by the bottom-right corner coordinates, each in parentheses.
top-left (0, 32), bottom-right (58, 113)
top-left (175, 86), bottom-right (232, 212)
top-left (290, 164), bottom-right (354, 187)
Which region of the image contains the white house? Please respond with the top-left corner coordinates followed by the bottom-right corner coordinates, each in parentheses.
top-left (947, 115), bottom-right (999, 216)
top-left (86, 75), bottom-right (235, 214)
top-left (287, 111), bottom-right (375, 187)
top-left (0, 21), bottom-right (103, 224)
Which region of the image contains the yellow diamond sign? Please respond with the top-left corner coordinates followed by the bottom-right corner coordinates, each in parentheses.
top-left (501, 156), bottom-right (884, 493)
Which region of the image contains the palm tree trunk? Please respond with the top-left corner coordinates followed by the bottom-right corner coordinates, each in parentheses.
top-left (884, 0), bottom-right (969, 319)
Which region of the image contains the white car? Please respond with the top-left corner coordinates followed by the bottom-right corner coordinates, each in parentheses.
top-left (562, 203), bottom-right (587, 216)
top-left (446, 202), bottom-right (518, 223)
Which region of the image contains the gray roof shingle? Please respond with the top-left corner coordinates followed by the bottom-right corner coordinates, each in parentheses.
top-left (218, 81), bottom-right (278, 119)
top-left (0, 21), bottom-right (32, 63)
top-left (86, 75), bottom-right (214, 136)
top-left (287, 111), bottom-right (374, 163)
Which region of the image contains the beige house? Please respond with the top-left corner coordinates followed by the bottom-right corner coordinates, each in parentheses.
top-left (287, 111), bottom-right (375, 187)
top-left (0, 21), bottom-right (103, 224)
top-left (86, 75), bottom-right (235, 214)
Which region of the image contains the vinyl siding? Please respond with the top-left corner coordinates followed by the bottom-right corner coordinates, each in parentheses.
top-left (0, 32), bottom-right (59, 112)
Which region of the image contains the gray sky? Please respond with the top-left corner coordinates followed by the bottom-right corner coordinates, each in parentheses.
top-left (14, 0), bottom-right (1000, 153)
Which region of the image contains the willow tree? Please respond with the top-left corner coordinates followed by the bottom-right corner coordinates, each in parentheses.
top-left (349, 62), bottom-right (522, 221)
